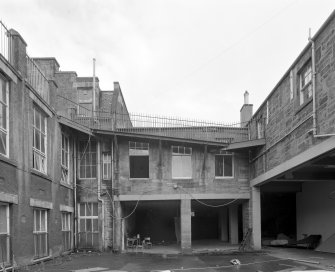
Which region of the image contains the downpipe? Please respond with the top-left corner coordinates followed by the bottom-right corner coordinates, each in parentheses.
top-left (97, 141), bottom-right (105, 250)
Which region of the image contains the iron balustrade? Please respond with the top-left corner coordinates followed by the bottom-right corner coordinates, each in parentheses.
top-left (26, 55), bottom-right (50, 104)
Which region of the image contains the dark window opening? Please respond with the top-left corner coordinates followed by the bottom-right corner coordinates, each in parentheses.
top-left (130, 156), bottom-right (149, 178)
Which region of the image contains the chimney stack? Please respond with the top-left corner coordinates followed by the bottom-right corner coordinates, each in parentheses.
top-left (240, 91), bottom-right (253, 127)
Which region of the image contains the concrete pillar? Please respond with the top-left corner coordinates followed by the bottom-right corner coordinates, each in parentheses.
top-left (229, 204), bottom-right (238, 244)
top-left (251, 186), bottom-right (262, 249)
top-left (113, 200), bottom-right (122, 252)
top-left (219, 207), bottom-right (228, 242)
top-left (180, 198), bottom-right (192, 253)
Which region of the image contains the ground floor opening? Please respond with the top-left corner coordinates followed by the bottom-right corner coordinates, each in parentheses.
top-left (120, 198), bottom-right (248, 252)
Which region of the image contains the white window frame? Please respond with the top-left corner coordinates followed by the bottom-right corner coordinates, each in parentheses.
top-left (102, 152), bottom-right (111, 180)
top-left (79, 140), bottom-right (97, 179)
top-left (172, 146), bottom-right (192, 179)
top-left (266, 101), bottom-right (269, 125)
top-left (78, 203), bottom-right (99, 248)
top-left (61, 133), bottom-right (70, 184)
top-left (33, 106), bottom-right (47, 174)
top-left (0, 203), bottom-right (10, 265)
top-left (33, 209), bottom-right (48, 259)
top-left (299, 61), bottom-right (312, 106)
top-left (257, 117), bottom-right (264, 139)
top-left (290, 69), bottom-right (294, 100)
top-left (61, 212), bottom-right (72, 251)
top-left (215, 152), bottom-right (234, 178)
top-left (0, 76), bottom-right (9, 157)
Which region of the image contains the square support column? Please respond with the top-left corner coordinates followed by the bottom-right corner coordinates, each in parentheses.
top-left (219, 207), bottom-right (228, 242)
top-left (251, 186), bottom-right (262, 249)
top-left (229, 204), bottom-right (238, 244)
top-left (113, 200), bottom-right (122, 252)
top-left (180, 198), bottom-right (192, 253)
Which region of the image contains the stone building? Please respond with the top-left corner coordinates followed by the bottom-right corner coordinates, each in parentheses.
top-left (2, 7), bottom-right (335, 271)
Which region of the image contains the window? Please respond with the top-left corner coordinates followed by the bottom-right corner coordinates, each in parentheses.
top-left (0, 76), bottom-right (9, 156)
top-left (102, 152), bottom-right (111, 180)
top-left (215, 152), bottom-right (234, 178)
top-left (172, 146), bottom-right (192, 179)
top-left (129, 141), bottom-right (149, 179)
top-left (79, 140), bottom-right (96, 179)
top-left (61, 133), bottom-right (70, 184)
top-left (266, 101), bottom-right (269, 125)
top-left (0, 203), bottom-right (10, 265)
top-left (33, 107), bottom-right (47, 173)
top-left (257, 117), bottom-right (264, 139)
top-left (78, 203), bottom-right (99, 248)
top-left (33, 209), bottom-right (48, 259)
top-left (299, 61), bottom-right (312, 105)
top-left (61, 212), bottom-right (72, 251)
top-left (290, 70), bottom-right (294, 100)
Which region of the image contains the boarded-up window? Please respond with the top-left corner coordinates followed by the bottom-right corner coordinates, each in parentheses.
top-left (172, 146), bottom-right (192, 179)
top-left (215, 153), bottom-right (234, 178)
top-left (78, 203), bottom-right (99, 249)
top-left (129, 141), bottom-right (149, 178)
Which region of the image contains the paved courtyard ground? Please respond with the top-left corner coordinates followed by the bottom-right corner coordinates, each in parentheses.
top-left (16, 248), bottom-right (335, 272)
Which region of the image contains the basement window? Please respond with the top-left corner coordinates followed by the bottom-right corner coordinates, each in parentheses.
top-left (61, 212), bottom-right (72, 251)
top-left (299, 61), bottom-right (312, 106)
top-left (129, 141), bottom-right (149, 179)
top-left (33, 209), bottom-right (48, 259)
top-left (172, 146), bottom-right (192, 179)
top-left (215, 152), bottom-right (234, 178)
top-left (0, 203), bottom-right (10, 265)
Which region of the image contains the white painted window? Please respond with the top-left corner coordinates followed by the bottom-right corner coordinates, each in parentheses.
top-left (102, 152), bottom-right (111, 180)
top-left (215, 153), bottom-right (234, 178)
top-left (33, 209), bottom-right (48, 259)
top-left (0, 76), bottom-right (9, 156)
top-left (266, 101), bottom-right (269, 125)
top-left (61, 212), bottom-right (72, 251)
top-left (172, 146), bottom-right (192, 179)
top-left (257, 117), bottom-right (264, 139)
top-left (61, 133), bottom-right (70, 184)
top-left (33, 106), bottom-right (47, 173)
top-left (290, 69), bottom-right (294, 100)
top-left (129, 141), bottom-right (149, 179)
top-left (79, 140), bottom-right (97, 179)
top-left (78, 203), bottom-right (99, 248)
top-left (0, 203), bottom-right (10, 264)
top-left (299, 61), bottom-right (312, 105)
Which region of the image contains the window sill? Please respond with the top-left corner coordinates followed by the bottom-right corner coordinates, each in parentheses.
top-left (172, 177), bottom-right (193, 180)
top-left (32, 255), bottom-right (52, 263)
top-left (31, 169), bottom-right (53, 182)
top-left (60, 181), bottom-right (73, 189)
top-left (129, 178), bottom-right (150, 181)
top-left (295, 98), bottom-right (312, 115)
top-left (214, 177), bottom-right (234, 180)
top-left (0, 154), bottom-right (18, 167)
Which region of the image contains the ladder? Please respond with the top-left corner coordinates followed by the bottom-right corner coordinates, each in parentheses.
top-left (239, 228), bottom-right (252, 251)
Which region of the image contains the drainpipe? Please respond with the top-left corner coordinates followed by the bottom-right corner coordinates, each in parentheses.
top-left (73, 137), bottom-right (77, 250)
top-left (93, 58), bottom-right (96, 118)
top-left (309, 31), bottom-right (335, 138)
top-left (97, 141), bottom-right (105, 250)
top-left (309, 29), bottom-right (317, 136)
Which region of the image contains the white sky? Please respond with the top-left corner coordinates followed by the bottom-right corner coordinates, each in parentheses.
top-left (1, 0), bottom-right (334, 124)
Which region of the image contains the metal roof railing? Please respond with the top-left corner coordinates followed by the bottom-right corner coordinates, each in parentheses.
top-left (0, 20), bottom-right (13, 63)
